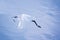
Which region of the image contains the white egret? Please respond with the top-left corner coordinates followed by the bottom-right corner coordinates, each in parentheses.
top-left (12, 14), bottom-right (41, 30)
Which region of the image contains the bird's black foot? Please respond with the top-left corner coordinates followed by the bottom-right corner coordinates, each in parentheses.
top-left (37, 25), bottom-right (41, 28)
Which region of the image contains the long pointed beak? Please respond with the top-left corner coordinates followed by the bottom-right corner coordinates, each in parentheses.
top-left (13, 19), bottom-right (15, 22)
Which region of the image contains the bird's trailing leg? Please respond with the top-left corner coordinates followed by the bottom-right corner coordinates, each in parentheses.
top-left (32, 20), bottom-right (41, 28)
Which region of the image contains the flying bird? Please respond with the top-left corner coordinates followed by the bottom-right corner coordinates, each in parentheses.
top-left (12, 14), bottom-right (41, 28)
